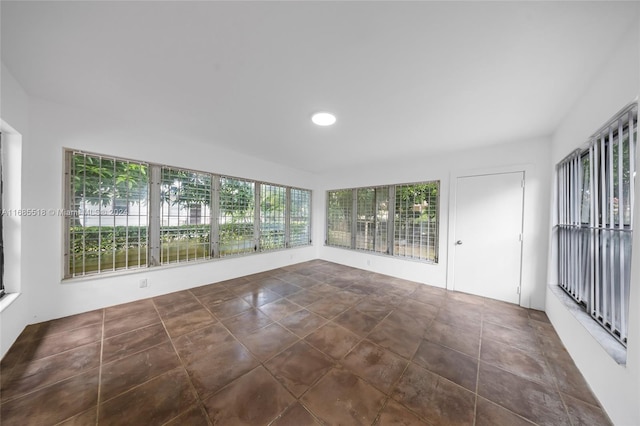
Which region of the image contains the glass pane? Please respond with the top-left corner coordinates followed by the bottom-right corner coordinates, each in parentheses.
top-left (394, 182), bottom-right (439, 262)
top-left (353, 187), bottom-right (388, 253)
top-left (356, 188), bottom-right (375, 251)
top-left (327, 189), bottom-right (353, 248)
top-left (160, 167), bottom-right (211, 264)
top-left (260, 184), bottom-right (287, 251)
top-left (580, 154), bottom-right (590, 224)
top-left (621, 128), bottom-right (635, 226)
top-left (375, 187), bottom-right (389, 254)
top-left (219, 177), bottom-right (255, 256)
top-left (68, 152), bottom-right (149, 276)
top-left (290, 188), bottom-right (311, 247)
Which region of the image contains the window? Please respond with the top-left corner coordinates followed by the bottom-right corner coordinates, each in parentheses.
top-left (557, 103), bottom-right (637, 346)
top-left (218, 177), bottom-right (256, 257)
top-left (394, 182), bottom-right (439, 262)
top-left (66, 152), bottom-right (149, 277)
top-left (289, 188), bottom-right (311, 247)
top-left (327, 189), bottom-right (353, 248)
top-left (326, 181), bottom-right (439, 263)
top-left (64, 151), bottom-right (311, 278)
top-left (356, 187), bottom-right (389, 253)
top-left (260, 183), bottom-right (286, 251)
top-left (159, 167), bottom-right (211, 264)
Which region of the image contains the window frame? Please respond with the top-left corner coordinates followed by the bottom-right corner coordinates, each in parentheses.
top-left (556, 102), bottom-right (637, 347)
top-left (217, 175), bottom-right (257, 257)
top-left (394, 181), bottom-right (440, 263)
top-left (65, 151), bottom-right (150, 277)
top-left (326, 180), bottom-right (440, 264)
top-left (259, 183), bottom-right (287, 251)
top-left (288, 187), bottom-right (312, 248)
top-left (63, 150), bottom-right (313, 279)
top-left (326, 189), bottom-right (355, 249)
top-left (157, 166), bottom-right (213, 266)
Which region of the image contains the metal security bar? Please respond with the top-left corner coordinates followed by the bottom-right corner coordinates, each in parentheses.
top-left (218, 177), bottom-right (255, 257)
top-left (326, 182), bottom-right (439, 263)
top-left (66, 151), bottom-right (149, 277)
top-left (289, 188), bottom-right (311, 247)
top-left (356, 188), bottom-right (376, 251)
top-left (394, 182), bottom-right (439, 263)
top-left (557, 103), bottom-right (637, 346)
top-left (326, 189), bottom-right (353, 248)
top-left (64, 151), bottom-right (313, 277)
top-left (159, 167), bottom-right (211, 265)
top-left (557, 150), bottom-right (589, 305)
top-left (260, 183), bottom-right (287, 251)
top-left (589, 105), bottom-right (636, 345)
top-left (355, 187), bottom-right (389, 253)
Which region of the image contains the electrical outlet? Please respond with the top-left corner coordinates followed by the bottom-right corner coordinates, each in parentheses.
top-left (139, 278), bottom-right (148, 288)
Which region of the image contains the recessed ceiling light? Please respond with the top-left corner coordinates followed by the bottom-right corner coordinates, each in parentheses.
top-left (311, 112), bottom-right (336, 126)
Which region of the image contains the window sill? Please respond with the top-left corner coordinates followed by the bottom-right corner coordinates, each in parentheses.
top-left (549, 284), bottom-right (626, 365)
top-left (0, 292), bottom-right (21, 314)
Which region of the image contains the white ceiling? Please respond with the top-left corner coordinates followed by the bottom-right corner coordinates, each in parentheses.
top-left (2, 1), bottom-right (638, 173)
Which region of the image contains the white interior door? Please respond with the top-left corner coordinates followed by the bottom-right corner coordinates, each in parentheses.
top-left (453, 172), bottom-right (524, 304)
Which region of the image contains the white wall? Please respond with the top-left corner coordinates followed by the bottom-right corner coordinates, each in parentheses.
top-left (547, 21), bottom-right (640, 426)
top-left (10, 96), bottom-right (318, 332)
top-left (317, 136), bottom-right (551, 310)
top-left (0, 64), bottom-right (29, 359)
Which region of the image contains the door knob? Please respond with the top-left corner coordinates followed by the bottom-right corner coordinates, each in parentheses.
top-left (455, 240), bottom-right (463, 245)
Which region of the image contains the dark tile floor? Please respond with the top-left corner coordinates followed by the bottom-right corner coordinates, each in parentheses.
top-left (0, 260), bottom-right (612, 425)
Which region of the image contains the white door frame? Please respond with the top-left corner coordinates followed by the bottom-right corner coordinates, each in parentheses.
top-left (446, 164), bottom-right (531, 307)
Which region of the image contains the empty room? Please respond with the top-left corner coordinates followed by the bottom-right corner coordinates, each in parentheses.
top-left (1, 1), bottom-right (639, 425)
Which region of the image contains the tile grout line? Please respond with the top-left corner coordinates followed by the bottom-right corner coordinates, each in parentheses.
top-left (185, 284), bottom-right (305, 423)
top-left (94, 308), bottom-right (106, 426)
top-left (4, 263), bottom-right (608, 425)
top-left (263, 275), bottom-right (388, 424)
top-left (363, 290), bottom-right (443, 426)
top-left (478, 308), bottom-right (566, 425)
top-left (530, 310), bottom-right (577, 426)
top-left (152, 295), bottom-right (213, 425)
top-left (473, 305), bottom-right (485, 426)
